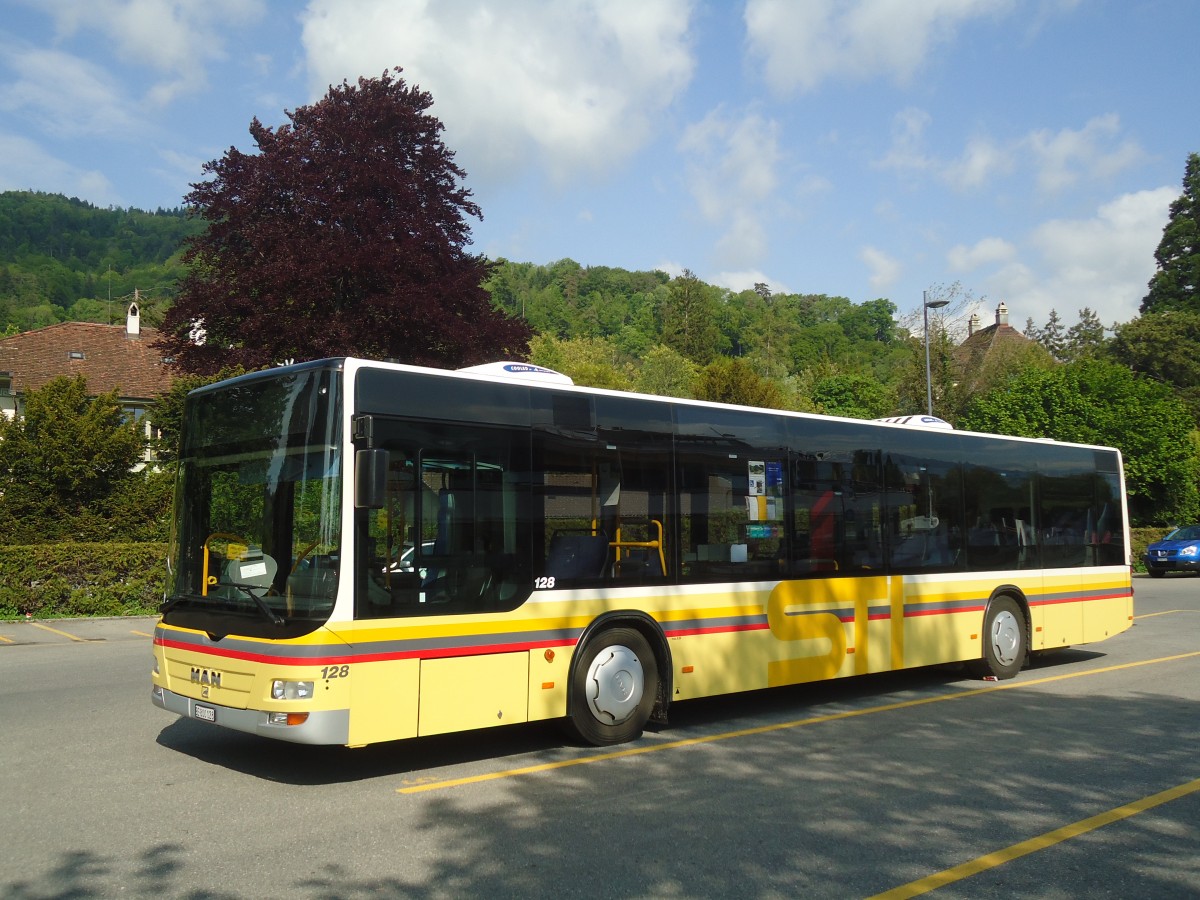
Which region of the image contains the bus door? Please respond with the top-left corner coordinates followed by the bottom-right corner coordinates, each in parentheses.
top-left (356, 421), bottom-right (532, 619)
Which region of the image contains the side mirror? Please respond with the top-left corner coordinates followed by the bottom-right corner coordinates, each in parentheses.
top-left (354, 449), bottom-right (389, 509)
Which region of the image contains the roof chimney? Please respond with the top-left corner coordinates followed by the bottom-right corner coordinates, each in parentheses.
top-left (127, 294), bottom-right (140, 338)
top-left (996, 301), bottom-right (1008, 327)
top-left (968, 312), bottom-right (981, 337)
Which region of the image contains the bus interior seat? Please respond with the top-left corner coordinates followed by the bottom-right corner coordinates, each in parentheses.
top-left (617, 548), bottom-right (663, 579)
top-left (286, 566), bottom-right (337, 610)
top-left (224, 550), bottom-right (278, 591)
top-left (545, 531), bottom-right (610, 580)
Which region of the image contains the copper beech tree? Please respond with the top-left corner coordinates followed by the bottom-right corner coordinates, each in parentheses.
top-left (157, 69), bottom-right (532, 375)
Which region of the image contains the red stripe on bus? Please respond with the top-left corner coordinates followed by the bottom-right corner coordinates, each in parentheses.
top-left (154, 635), bottom-right (579, 667)
top-left (904, 604), bottom-right (987, 618)
top-left (663, 622), bottom-right (771, 638)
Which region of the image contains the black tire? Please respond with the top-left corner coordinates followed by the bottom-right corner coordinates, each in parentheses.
top-left (1146, 566), bottom-right (1166, 578)
top-left (967, 596), bottom-right (1027, 680)
top-left (566, 627), bottom-right (658, 746)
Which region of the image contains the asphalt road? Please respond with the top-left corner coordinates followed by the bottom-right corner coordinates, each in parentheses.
top-left (2, 575), bottom-right (1198, 899)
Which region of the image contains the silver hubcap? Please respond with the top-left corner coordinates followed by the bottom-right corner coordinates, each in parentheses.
top-left (585, 644), bottom-right (644, 725)
top-left (990, 609), bottom-right (1022, 666)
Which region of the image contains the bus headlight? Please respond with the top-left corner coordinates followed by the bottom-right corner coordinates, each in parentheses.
top-left (271, 680), bottom-right (314, 700)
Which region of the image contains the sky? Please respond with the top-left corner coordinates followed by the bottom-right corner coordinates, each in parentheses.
top-left (1, 0), bottom-right (1196, 334)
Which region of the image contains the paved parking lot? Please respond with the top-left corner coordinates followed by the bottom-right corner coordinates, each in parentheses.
top-left (0, 615), bottom-right (158, 645)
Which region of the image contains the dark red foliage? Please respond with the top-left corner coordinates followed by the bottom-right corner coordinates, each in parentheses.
top-left (156, 69), bottom-right (532, 375)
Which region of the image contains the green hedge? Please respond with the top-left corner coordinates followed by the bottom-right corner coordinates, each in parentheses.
top-left (1131, 527), bottom-right (1172, 572)
top-left (0, 543), bottom-right (167, 619)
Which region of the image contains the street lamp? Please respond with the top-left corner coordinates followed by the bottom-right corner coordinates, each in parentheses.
top-left (924, 292), bottom-right (950, 416)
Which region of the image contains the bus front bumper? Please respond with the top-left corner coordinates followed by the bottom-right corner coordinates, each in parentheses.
top-left (151, 685), bottom-right (350, 746)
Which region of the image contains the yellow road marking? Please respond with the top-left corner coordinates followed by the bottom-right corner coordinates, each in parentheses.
top-left (1135, 609), bottom-right (1196, 619)
top-left (30, 622), bottom-right (89, 642)
top-left (0, 634), bottom-right (13, 644)
top-left (398, 650), bottom-right (1200, 794)
top-left (868, 776), bottom-right (1200, 899)
top-left (131, 630), bottom-right (154, 638)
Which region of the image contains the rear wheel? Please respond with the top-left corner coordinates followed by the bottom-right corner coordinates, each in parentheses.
top-left (566, 627), bottom-right (658, 746)
top-left (968, 596), bottom-right (1026, 680)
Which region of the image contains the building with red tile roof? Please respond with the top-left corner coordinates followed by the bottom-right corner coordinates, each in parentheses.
top-left (0, 301), bottom-right (175, 421)
top-left (951, 301), bottom-right (1044, 397)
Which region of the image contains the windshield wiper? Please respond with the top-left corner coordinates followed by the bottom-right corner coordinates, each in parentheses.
top-left (225, 582), bottom-right (286, 627)
top-left (159, 585), bottom-right (285, 627)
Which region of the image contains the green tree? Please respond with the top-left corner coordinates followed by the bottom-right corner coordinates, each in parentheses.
top-left (633, 344), bottom-right (697, 398)
top-left (146, 367), bottom-right (246, 462)
top-left (950, 338), bottom-right (1055, 419)
top-left (528, 335), bottom-right (632, 391)
top-left (1037, 309), bottom-right (1067, 361)
top-left (1142, 152), bottom-right (1200, 314)
top-left (959, 359), bottom-right (1199, 525)
top-left (1108, 310), bottom-right (1200, 421)
top-left (0, 376), bottom-right (158, 541)
top-left (841, 297), bottom-right (898, 344)
top-left (0, 191), bottom-right (199, 334)
top-left (157, 69), bottom-right (531, 374)
top-left (1063, 307), bottom-right (1105, 361)
top-left (693, 357), bottom-right (786, 409)
top-left (892, 320), bottom-right (957, 421)
top-left (661, 270), bottom-right (726, 364)
top-left (809, 370), bottom-right (893, 419)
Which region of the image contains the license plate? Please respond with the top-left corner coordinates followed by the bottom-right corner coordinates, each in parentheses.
top-left (194, 704), bottom-right (216, 722)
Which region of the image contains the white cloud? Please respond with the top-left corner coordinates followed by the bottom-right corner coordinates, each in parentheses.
top-left (878, 109), bottom-right (1139, 196)
top-left (0, 47), bottom-right (137, 137)
top-left (876, 108), bottom-right (1017, 190)
top-left (298, 0), bottom-right (696, 187)
top-left (25, 0), bottom-right (267, 103)
top-left (679, 107), bottom-right (782, 268)
top-left (941, 135), bottom-right (1015, 191)
top-left (875, 107), bottom-right (934, 174)
top-left (708, 269), bottom-right (785, 294)
top-left (1024, 113), bottom-right (1144, 193)
top-left (947, 236), bottom-right (1017, 272)
top-left (988, 187), bottom-right (1175, 328)
top-left (860, 245), bottom-right (902, 293)
top-left (0, 132), bottom-right (118, 204)
top-left (745, 0), bottom-right (1014, 94)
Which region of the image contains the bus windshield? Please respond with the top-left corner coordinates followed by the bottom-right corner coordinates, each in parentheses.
top-left (161, 364), bottom-right (343, 639)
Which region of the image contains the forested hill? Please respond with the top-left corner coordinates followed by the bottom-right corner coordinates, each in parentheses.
top-left (0, 191), bottom-right (202, 334)
top-left (2, 190), bottom-right (914, 414)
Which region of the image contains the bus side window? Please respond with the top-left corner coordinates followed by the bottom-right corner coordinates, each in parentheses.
top-left (790, 453), bottom-right (884, 576)
top-left (678, 452), bottom-right (785, 582)
top-left (883, 453), bottom-right (964, 573)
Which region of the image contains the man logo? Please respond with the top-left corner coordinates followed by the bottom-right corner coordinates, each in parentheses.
top-left (190, 667), bottom-right (222, 687)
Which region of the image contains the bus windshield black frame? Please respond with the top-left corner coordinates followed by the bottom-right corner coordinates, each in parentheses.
top-left (161, 362), bottom-right (343, 640)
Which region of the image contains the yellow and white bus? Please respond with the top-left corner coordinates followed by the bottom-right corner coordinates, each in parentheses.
top-left (152, 357), bottom-right (1133, 747)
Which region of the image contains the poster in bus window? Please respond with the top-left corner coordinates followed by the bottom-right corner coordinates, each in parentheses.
top-left (749, 460), bottom-right (765, 496)
top-left (746, 460), bottom-right (782, 523)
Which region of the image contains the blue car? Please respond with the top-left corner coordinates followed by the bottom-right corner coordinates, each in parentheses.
top-left (1142, 525), bottom-right (1200, 577)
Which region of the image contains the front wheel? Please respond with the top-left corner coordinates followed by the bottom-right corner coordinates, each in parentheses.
top-left (967, 596), bottom-right (1026, 680)
top-left (566, 627), bottom-right (658, 746)
top-left (1146, 566), bottom-right (1166, 578)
